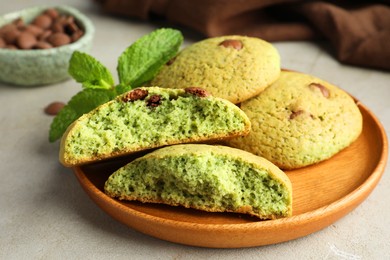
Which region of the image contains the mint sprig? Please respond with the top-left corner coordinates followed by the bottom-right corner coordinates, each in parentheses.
top-left (49, 28), bottom-right (183, 142)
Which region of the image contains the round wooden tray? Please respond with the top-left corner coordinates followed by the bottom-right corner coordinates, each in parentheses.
top-left (73, 101), bottom-right (388, 248)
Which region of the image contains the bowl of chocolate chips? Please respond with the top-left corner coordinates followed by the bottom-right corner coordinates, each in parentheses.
top-left (0, 5), bottom-right (94, 86)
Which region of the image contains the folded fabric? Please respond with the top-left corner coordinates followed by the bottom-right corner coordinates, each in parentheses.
top-left (95, 0), bottom-right (390, 71)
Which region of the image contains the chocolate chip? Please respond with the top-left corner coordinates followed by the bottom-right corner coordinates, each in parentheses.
top-left (16, 32), bottom-right (37, 49)
top-left (65, 21), bottom-right (79, 35)
top-left (51, 22), bottom-right (64, 33)
top-left (309, 83), bottom-right (330, 98)
top-left (32, 14), bottom-right (52, 29)
top-left (38, 30), bottom-right (52, 41)
top-left (3, 28), bottom-right (20, 44)
top-left (218, 39), bottom-right (243, 50)
top-left (289, 110), bottom-right (305, 119)
top-left (24, 24), bottom-right (44, 37)
top-left (34, 41), bottom-right (53, 49)
top-left (0, 24), bottom-right (16, 36)
top-left (122, 89), bottom-right (149, 102)
top-left (147, 95), bottom-right (162, 107)
top-left (47, 32), bottom-right (71, 47)
top-left (71, 30), bottom-right (83, 42)
top-left (5, 44), bottom-right (17, 49)
top-left (0, 37), bottom-right (5, 48)
top-left (184, 87), bottom-right (210, 97)
top-left (44, 101), bottom-right (65, 115)
top-left (289, 110), bottom-right (315, 120)
top-left (44, 8), bottom-right (59, 19)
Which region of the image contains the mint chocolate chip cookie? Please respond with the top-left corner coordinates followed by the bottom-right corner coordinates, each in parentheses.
top-left (59, 87), bottom-right (251, 167)
top-left (151, 35), bottom-right (281, 104)
top-left (104, 144), bottom-right (292, 220)
top-left (226, 71), bottom-right (363, 169)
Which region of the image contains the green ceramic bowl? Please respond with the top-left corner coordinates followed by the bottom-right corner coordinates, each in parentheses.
top-left (0, 5), bottom-right (94, 86)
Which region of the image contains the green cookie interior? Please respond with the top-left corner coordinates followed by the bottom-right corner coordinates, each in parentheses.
top-left (104, 144), bottom-right (292, 219)
top-left (60, 87), bottom-right (251, 166)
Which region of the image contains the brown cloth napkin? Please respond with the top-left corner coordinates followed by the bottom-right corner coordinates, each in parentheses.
top-left (95, 0), bottom-right (390, 71)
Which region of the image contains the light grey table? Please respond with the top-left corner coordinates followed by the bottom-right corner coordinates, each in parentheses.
top-left (1, 1), bottom-right (389, 259)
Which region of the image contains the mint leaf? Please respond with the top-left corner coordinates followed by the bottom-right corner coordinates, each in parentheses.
top-left (49, 89), bottom-right (115, 142)
top-left (68, 51), bottom-right (114, 90)
top-left (117, 28), bottom-right (183, 88)
top-left (49, 106), bottom-right (78, 143)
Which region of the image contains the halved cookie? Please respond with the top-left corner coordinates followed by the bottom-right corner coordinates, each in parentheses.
top-left (104, 144), bottom-right (292, 220)
top-left (60, 87), bottom-right (251, 166)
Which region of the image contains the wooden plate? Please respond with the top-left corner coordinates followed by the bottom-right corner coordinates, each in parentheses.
top-left (73, 101), bottom-right (388, 248)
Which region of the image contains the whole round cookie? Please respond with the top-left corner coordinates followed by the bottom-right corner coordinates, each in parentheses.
top-left (226, 71), bottom-right (363, 169)
top-left (151, 35), bottom-right (281, 104)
